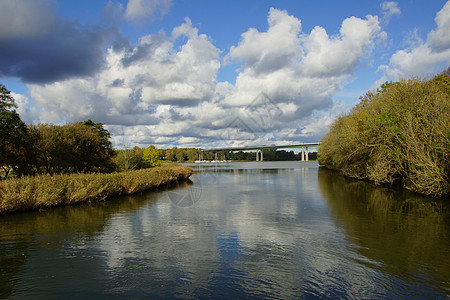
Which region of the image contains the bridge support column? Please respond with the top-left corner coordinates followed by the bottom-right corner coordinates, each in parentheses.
top-left (215, 152), bottom-right (217, 161)
top-left (305, 147), bottom-right (309, 161)
top-left (256, 150), bottom-right (264, 161)
top-left (301, 147), bottom-right (305, 161)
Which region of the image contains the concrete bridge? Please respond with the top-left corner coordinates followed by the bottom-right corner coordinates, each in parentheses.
top-left (201, 143), bottom-right (320, 162)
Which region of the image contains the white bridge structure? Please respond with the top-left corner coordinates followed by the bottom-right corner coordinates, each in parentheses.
top-left (201, 143), bottom-right (320, 162)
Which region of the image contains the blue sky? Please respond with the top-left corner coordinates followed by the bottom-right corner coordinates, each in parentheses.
top-left (1, 0), bottom-right (449, 149)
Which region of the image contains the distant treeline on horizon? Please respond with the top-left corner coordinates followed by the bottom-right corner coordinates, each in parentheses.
top-left (117, 146), bottom-right (317, 164)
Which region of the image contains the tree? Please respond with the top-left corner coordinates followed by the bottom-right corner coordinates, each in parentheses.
top-left (82, 119), bottom-right (112, 141)
top-left (114, 148), bottom-right (142, 171)
top-left (0, 84), bottom-right (16, 111)
top-left (79, 120), bottom-right (115, 171)
top-left (33, 123), bottom-right (115, 174)
top-left (186, 149), bottom-right (200, 162)
top-left (142, 145), bottom-right (160, 168)
top-left (166, 148), bottom-right (177, 161)
top-left (0, 84), bottom-right (27, 179)
top-left (175, 149), bottom-right (186, 162)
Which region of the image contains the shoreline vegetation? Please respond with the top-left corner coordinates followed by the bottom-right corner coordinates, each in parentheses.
top-left (0, 165), bottom-right (193, 215)
top-left (318, 71), bottom-right (449, 198)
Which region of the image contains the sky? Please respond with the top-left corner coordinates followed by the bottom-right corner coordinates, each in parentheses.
top-left (0, 0), bottom-right (449, 149)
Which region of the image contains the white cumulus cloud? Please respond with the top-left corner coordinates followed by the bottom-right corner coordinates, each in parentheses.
top-left (124, 0), bottom-right (172, 23)
top-left (14, 7), bottom-right (384, 148)
top-left (428, 0), bottom-right (450, 51)
top-left (301, 15), bottom-right (381, 77)
top-left (377, 1), bottom-right (450, 85)
top-left (381, 1), bottom-right (401, 25)
top-left (222, 8), bottom-right (381, 142)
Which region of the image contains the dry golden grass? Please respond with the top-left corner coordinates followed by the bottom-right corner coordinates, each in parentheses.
top-left (0, 164), bottom-right (192, 215)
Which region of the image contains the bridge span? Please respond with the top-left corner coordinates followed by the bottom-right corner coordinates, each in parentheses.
top-left (201, 142), bottom-right (320, 162)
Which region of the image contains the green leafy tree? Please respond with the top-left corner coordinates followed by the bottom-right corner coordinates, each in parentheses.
top-left (34, 122), bottom-right (115, 174)
top-left (175, 149), bottom-right (186, 162)
top-left (79, 120), bottom-right (115, 171)
top-left (142, 145), bottom-right (161, 168)
top-left (0, 84), bottom-right (16, 111)
top-left (186, 149), bottom-right (200, 162)
top-left (82, 119), bottom-right (112, 141)
top-left (0, 84), bottom-right (28, 179)
top-left (166, 148), bottom-right (177, 161)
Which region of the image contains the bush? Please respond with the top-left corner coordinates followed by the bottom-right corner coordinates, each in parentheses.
top-left (318, 72), bottom-right (450, 197)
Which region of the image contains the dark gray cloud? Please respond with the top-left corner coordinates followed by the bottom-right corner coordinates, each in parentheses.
top-left (110, 78), bottom-right (125, 87)
top-left (121, 33), bottom-right (167, 67)
top-left (0, 0), bottom-right (57, 39)
top-left (111, 34), bottom-right (132, 53)
top-left (0, 0), bottom-right (126, 85)
top-left (0, 21), bottom-right (119, 84)
top-left (155, 98), bottom-right (204, 107)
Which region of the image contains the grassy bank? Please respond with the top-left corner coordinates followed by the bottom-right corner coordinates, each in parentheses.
top-left (0, 165), bottom-right (193, 215)
top-left (318, 72), bottom-right (449, 197)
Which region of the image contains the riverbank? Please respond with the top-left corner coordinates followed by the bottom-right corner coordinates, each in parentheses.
top-left (318, 73), bottom-right (449, 197)
top-left (0, 165), bottom-right (193, 215)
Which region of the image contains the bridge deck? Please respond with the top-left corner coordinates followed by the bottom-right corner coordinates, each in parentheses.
top-left (202, 143), bottom-right (320, 152)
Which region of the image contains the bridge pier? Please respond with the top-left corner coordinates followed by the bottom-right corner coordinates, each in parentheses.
top-left (256, 149), bottom-right (264, 161)
top-left (300, 147), bottom-right (309, 161)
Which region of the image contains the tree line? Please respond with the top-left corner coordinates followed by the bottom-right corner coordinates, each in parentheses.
top-left (114, 147), bottom-right (201, 171)
top-left (1, 85), bottom-right (117, 179)
top-left (114, 146), bottom-right (316, 171)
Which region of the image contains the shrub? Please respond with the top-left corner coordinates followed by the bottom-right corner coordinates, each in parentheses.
top-left (318, 72), bottom-right (450, 197)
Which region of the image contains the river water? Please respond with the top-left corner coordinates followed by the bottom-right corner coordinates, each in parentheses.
top-left (1, 161), bottom-right (449, 299)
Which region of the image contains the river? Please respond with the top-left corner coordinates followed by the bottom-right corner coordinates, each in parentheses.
top-left (1, 161), bottom-right (449, 299)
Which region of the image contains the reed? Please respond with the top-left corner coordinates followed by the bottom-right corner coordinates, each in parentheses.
top-left (0, 165), bottom-right (193, 215)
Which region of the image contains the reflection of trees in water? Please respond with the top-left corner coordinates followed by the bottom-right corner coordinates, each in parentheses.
top-left (0, 191), bottom-right (162, 298)
top-left (0, 237), bottom-right (27, 298)
top-left (317, 167), bottom-right (450, 294)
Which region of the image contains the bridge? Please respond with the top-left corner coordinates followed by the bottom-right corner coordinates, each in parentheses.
top-left (200, 142), bottom-right (320, 162)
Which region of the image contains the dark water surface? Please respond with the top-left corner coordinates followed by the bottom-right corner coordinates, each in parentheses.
top-left (1, 161), bottom-right (449, 299)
